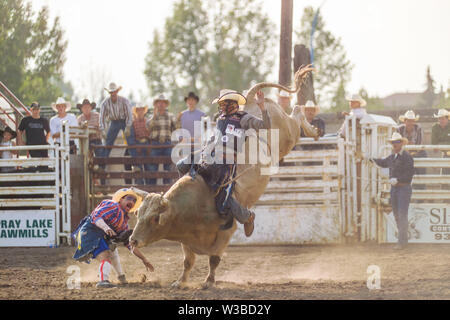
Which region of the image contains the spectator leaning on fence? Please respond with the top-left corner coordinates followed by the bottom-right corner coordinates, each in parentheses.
top-left (338, 94), bottom-right (367, 139)
top-left (431, 109), bottom-right (450, 180)
top-left (72, 188), bottom-right (153, 288)
top-left (277, 90), bottom-right (293, 115)
top-left (49, 97), bottom-right (78, 154)
top-left (17, 102), bottom-right (51, 169)
top-left (0, 127), bottom-right (18, 173)
top-left (370, 132), bottom-right (415, 250)
top-left (176, 92), bottom-right (205, 143)
top-left (77, 99), bottom-right (102, 157)
top-left (99, 82), bottom-right (133, 159)
top-left (128, 103), bottom-right (151, 185)
top-left (146, 94), bottom-right (176, 185)
top-left (299, 100), bottom-right (326, 151)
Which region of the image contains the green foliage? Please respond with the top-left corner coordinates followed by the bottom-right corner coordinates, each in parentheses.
top-left (329, 80), bottom-right (347, 112)
top-left (144, 0), bottom-right (276, 115)
top-left (419, 66), bottom-right (436, 108)
top-left (295, 6), bottom-right (353, 109)
top-left (0, 0), bottom-right (68, 106)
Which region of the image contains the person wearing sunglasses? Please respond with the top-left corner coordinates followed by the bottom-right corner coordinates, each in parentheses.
top-left (72, 188), bottom-right (154, 288)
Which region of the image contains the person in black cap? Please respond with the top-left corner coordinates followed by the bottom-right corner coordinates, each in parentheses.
top-left (17, 102), bottom-right (51, 172)
top-left (176, 92), bottom-right (205, 143)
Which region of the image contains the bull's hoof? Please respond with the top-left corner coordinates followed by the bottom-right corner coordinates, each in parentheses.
top-left (201, 281), bottom-right (215, 290)
top-left (171, 280), bottom-right (186, 289)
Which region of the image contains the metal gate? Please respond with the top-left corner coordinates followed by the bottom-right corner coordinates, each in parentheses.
top-left (0, 122), bottom-right (72, 246)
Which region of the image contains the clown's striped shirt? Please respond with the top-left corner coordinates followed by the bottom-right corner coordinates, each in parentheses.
top-left (90, 200), bottom-right (130, 234)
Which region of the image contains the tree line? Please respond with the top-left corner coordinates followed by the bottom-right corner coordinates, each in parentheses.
top-left (1, 0), bottom-right (449, 113)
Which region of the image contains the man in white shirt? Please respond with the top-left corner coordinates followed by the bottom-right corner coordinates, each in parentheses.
top-left (50, 97), bottom-right (78, 153)
top-left (338, 94), bottom-right (368, 139)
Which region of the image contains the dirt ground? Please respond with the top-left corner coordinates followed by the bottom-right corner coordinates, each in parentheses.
top-left (1, 241), bottom-right (450, 300)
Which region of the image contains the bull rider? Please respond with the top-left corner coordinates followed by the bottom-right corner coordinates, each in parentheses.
top-left (177, 89), bottom-right (270, 238)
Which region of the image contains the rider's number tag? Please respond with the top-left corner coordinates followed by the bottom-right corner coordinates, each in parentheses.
top-left (225, 124), bottom-right (244, 138)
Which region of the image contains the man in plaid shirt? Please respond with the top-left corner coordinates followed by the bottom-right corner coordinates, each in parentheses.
top-left (146, 94), bottom-right (176, 185)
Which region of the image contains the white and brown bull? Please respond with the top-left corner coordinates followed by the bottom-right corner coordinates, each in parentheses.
top-left (129, 66), bottom-right (318, 288)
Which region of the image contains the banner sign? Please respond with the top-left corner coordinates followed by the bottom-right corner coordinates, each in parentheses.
top-left (385, 204), bottom-right (450, 243)
top-left (0, 211), bottom-right (56, 247)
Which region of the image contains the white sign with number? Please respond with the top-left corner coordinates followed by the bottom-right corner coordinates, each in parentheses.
top-left (0, 211), bottom-right (56, 247)
top-left (385, 204), bottom-right (450, 243)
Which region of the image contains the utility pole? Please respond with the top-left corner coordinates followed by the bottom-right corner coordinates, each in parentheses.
top-left (279, 0), bottom-right (293, 87)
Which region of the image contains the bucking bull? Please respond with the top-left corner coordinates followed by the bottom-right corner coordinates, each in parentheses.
top-left (129, 66), bottom-right (318, 288)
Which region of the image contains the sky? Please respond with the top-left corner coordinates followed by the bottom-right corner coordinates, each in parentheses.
top-left (31, 0), bottom-right (450, 105)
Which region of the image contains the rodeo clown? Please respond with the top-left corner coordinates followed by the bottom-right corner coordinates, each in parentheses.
top-left (177, 89), bottom-right (270, 237)
top-left (72, 188), bottom-right (154, 288)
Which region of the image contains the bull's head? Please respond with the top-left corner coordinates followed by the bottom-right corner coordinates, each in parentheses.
top-left (129, 192), bottom-right (170, 248)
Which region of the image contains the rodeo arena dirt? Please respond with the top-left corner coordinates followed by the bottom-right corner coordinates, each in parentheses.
top-left (1, 72), bottom-right (450, 302)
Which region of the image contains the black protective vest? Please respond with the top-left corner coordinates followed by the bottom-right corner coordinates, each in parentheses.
top-left (215, 111), bottom-right (247, 155)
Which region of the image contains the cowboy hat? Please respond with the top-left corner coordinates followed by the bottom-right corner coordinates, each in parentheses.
top-left (300, 100), bottom-right (320, 114)
top-left (132, 103), bottom-right (149, 117)
top-left (0, 126), bottom-right (17, 139)
top-left (184, 92), bottom-right (199, 102)
top-left (277, 90), bottom-right (293, 99)
top-left (104, 82), bottom-right (122, 93)
top-left (347, 94), bottom-right (367, 108)
top-left (212, 89), bottom-right (247, 105)
top-left (153, 94), bottom-right (170, 106)
top-left (399, 110), bottom-right (419, 122)
top-left (433, 109), bottom-right (450, 119)
top-left (76, 99), bottom-right (97, 111)
top-left (388, 132), bottom-right (408, 145)
top-left (51, 97), bottom-right (72, 112)
top-left (112, 188), bottom-right (143, 213)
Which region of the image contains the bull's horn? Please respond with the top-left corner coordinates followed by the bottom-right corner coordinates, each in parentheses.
top-left (131, 187), bottom-right (149, 199)
top-left (245, 65), bottom-right (315, 104)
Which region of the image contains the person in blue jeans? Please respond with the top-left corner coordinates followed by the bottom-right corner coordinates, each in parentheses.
top-left (99, 82), bottom-right (133, 161)
top-left (148, 140), bottom-right (173, 185)
top-left (146, 94), bottom-right (176, 185)
top-left (371, 132), bottom-right (415, 250)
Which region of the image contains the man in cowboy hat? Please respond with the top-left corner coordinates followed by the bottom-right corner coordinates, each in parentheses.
top-left (73, 188), bottom-right (153, 288)
top-left (128, 103), bottom-right (151, 185)
top-left (176, 92), bottom-right (205, 142)
top-left (49, 97), bottom-right (78, 153)
top-left (397, 110), bottom-right (426, 188)
top-left (176, 89), bottom-right (269, 237)
top-left (299, 100), bottom-right (326, 151)
top-left (99, 82), bottom-right (133, 160)
top-left (338, 94), bottom-right (368, 138)
top-left (370, 132), bottom-right (415, 250)
top-left (77, 99), bottom-right (102, 156)
top-left (0, 127), bottom-right (18, 173)
top-left (146, 94), bottom-right (176, 185)
top-left (431, 109), bottom-right (450, 183)
top-left (277, 90), bottom-right (293, 114)
top-left (17, 102), bottom-right (51, 171)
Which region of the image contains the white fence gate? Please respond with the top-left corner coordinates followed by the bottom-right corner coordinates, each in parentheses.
top-left (0, 122), bottom-right (71, 246)
top-left (232, 136), bottom-right (345, 244)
